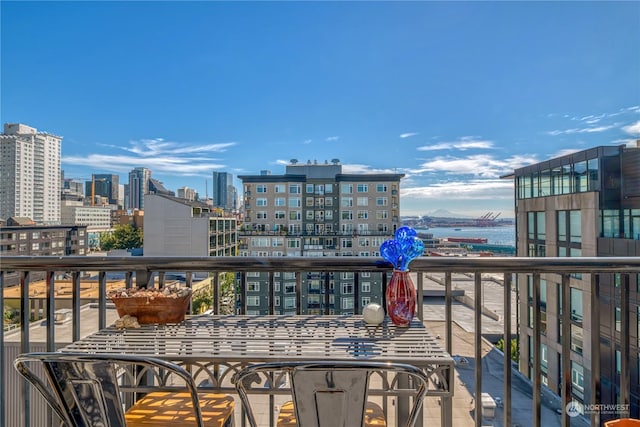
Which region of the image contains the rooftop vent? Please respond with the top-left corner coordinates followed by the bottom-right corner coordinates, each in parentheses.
top-left (331, 158), bottom-right (340, 164)
top-left (290, 159), bottom-right (298, 164)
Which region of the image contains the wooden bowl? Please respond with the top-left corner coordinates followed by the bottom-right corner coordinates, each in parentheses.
top-left (110, 291), bottom-right (191, 324)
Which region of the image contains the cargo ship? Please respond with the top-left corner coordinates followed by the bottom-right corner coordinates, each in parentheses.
top-left (444, 237), bottom-right (488, 244)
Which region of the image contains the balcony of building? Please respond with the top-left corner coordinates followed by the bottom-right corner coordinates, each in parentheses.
top-left (2, 256), bottom-right (640, 427)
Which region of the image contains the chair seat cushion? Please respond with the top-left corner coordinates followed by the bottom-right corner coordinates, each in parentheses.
top-left (125, 391), bottom-right (235, 427)
top-left (277, 400), bottom-right (386, 427)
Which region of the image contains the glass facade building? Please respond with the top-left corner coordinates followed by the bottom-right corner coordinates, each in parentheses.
top-left (512, 143), bottom-right (640, 419)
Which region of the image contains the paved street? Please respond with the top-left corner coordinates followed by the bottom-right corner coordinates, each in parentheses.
top-left (420, 270), bottom-right (592, 427)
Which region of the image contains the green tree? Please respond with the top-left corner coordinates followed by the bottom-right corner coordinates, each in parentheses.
top-left (496, 338), bottom-right (519, 362)
top-left (99, 224), bottom-right (143, 251)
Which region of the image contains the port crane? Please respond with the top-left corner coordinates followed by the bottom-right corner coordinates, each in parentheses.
top-left (475, 212), bottom-right (501, 227)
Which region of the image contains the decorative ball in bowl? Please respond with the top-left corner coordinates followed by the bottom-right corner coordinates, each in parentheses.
top-left (108, 286), bottom-right (192, 324)
top-left (363, 303), bottom-right (385, 325)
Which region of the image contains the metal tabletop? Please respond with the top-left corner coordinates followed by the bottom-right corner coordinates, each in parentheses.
top-left (61, 315), bottom-right (454, 427)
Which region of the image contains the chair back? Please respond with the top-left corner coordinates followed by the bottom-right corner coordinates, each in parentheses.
top-left (14, 352), bottom-right (204, 427)
top-left (233, 360), bottom-right (429, 427)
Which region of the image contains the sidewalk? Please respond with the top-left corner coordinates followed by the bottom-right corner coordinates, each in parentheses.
top-left (423, 320), bottom-right (591, 427)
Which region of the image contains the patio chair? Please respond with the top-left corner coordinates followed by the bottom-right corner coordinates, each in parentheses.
top-left (14, 352), bottom-right (235, 427)
top-left (232, 361), bottom-right (429, 427)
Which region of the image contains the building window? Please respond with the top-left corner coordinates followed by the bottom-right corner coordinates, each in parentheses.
top-left (275, 198), bottom-right (286, 206)
top-left (342, 211), bottom-right (353, 220)
top-left (357, 197), bottom-right (368, 206)
top-left (341, 184), bottom-right (353, 194)
top-left (342, 297), bottom-right (354, 310)
top-left (289, 184), bottom-right (301, 194)
top-left (284, 297), bottom-right (296, 309)
top-left (601, 209), bottom-right (621, 238)
top-left (247, 296), bottom-right (260, 306)
top-left (357, 210), bottom-right (368, 220)
top-left (616, 306), bottom-right (621, 332)
top-left (376, 210), bottom-right (388, 219)
top-left (289, 198), bottom-right (301, 208)
top-left (256, 198), bottom-right (267, 207)
top-left (341, 197), bottom-right (353, 207)
top-left (275, 211), bottom-right (286, 219)
top-left (306, 184), bottom-right (314, 193)
top-left (571, 324), bottom-right (583, 354)
top-left (256, 185), bottom-right (267, 193)
top-left (572, 362), bottom-right (584, 400)
top-left (357, 184), bottom-right (368, 192)
top-left (376, 184), bottom-right (387, 192)
top-left (570, 288), bottom-right (583, 323)
top-left (274, 184), bottom-right (285, 193)
top-left (376, 197), bottom-right (388, 206)
top-left (362, 282), bottom-right (371, 292)
top-left (256, 211), bottom-right (267, 220)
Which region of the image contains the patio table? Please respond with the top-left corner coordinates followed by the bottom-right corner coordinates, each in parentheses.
top-left (60, 315), bottom-right (454, 427)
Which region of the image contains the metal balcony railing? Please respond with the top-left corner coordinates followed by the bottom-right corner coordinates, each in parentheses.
top-left (2, 256), bottom-right (640, 427)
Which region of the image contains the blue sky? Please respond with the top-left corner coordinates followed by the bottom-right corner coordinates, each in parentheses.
top-left (2, 1), bottom-right (639, 218)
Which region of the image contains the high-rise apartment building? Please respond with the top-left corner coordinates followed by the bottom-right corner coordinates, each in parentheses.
top-left (512, 143), bottom-right (640, 419)
top-left (128, 167), bottom-right (151, 210)
top-left (0, 123), bottom-right (62, 224)
top-left (212, 171), bottom-right (237, 211)
top-left (85, 174), bottom-right (120, 207)
top-left (177, 186), bottom-right (197, 201)
top-left (238, 159), bottom-right (404, 315)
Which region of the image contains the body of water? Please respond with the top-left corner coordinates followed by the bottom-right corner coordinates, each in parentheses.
top-left (415, 226), bottom-right (516, 247)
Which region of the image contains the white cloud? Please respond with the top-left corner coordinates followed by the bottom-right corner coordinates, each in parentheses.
top-left (400, 132), bottom-right (419, 138)
top-left (325, 136), bottom-right (340, 142)
top-left (63, 137), bottom-right (235, 177)
top-left (342, 163), bottom-right (399, 174)
top-left (417, 136), bottom-right (494, 151)
top-left (622, 120), bottom-right (640, 135)
top-left (548, 148), bottom-right (581, 158)
top-left (401, 179), bottom-right (513, 200)
top-left (415, 154), bottom-right (537, 178)
top-left (303, 139), bottom-right (312, 144)
top-left (63, 153), bottom-right (226, 175)
top-left (547, 124), bottom-right (617, 136)
top-left (124, 138), bottom-right (236, 156)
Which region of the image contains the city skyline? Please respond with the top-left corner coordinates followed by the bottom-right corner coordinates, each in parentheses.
top-left (1, 1), bottom-right (639, 218)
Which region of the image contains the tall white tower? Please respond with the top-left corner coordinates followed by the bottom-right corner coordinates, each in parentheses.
top-left (0, 123), bottom-right (62, 224)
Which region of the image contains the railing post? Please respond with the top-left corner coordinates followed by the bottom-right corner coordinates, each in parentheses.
top-left (20, 271), bottom-right (30, 427)
top-left (474, 272), bottom-right (483, 427)
top-left (503, 272), bottom-right (512, 427)
top-left (620, 273), bottom-right (630, 412)
top-left (590, 274), bottom-right (601, 427)
top-left (561, 273), bottom-right (571, 427)
top-left (323, 272), bottom-right (331, 315)
top-left (72, 272), bottom-right (81, 342)
top-left (442, 272), bottom-right (453, 427)
top-left (416, 272), bottom-right (424, 320)
top-left (239, 272), bottom-right (247, 315)
top-left (532, 273), bottom-right (541, 427)
top-left (0, 272), bottom-right (5, 427)
top-left (445, 272), bottom-right (452, 355)
top-left (98, 271), bottom-right (107, 330)
top-left (295, 272), bottom-right (302, 315)
top-left (213, 272), bottom-right (220, 315)
top-left (45, 271), bottom-right (55, 352)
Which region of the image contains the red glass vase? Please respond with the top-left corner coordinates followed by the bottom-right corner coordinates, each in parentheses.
top-left (385, 270), bottom-right (416, 327)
